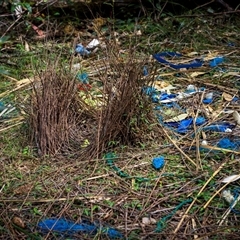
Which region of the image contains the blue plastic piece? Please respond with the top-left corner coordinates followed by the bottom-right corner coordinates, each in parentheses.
top-left (151, 93), bottom-right (159, 103)
top-left (209, 57), bottom-right (224, 67)
top-left (0, 102), bottom-right (5, 112)
top-left (202, 123), bottom-right (234, 132)
top-left (77, 72), bottom-right (89, 84)
top-left (38, 218), bottom-right (123, 239)
top-left (153, 53), bottom-right (203, 69)
top-left (152, 156), bottom-right (165, 170)
top-left (159, 93), bottom-right (177, 101)
top-left (202, 98), bottom-right (213, 104)
top-left (143, 66), bottom-right (148, 76)
top-left (217, 138), bottom-right (238, 150)
top-left (195, 117), bottom-right (206, 125)
top-left (75, 44), bottom-right (91, 56)
top-left (142, 86), bottom-right (157, 96)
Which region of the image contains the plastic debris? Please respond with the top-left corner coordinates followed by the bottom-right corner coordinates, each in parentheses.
top-left (153, 52), bottom-right (203, 69)
top-left (221, 175), bottom-right (240, 183)
top-left (77, 72), bottom-right (89, 84)
top-left (152, 156), bottom-right (165, 170)
top-left (75, 44), bottom-right (90, 56)
top-left (38, 218), bottom-right (123, 239)
top-left (217, 138), bottom-right (239, 150)
top-left (202, 92), bottom-right (213, 104)
top-left (209, 56), bottom-right (224, 67)
top-left (143, 66), bottom-right (148, 76)
top-left (202, 123), bottom-right (234, 133)
top-left (86, 39), bottom-right (100, 49)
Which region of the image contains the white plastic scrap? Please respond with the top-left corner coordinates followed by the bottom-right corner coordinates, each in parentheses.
top-left (86, 39), bottom-right (100, 49)
top-left (221, 175), bottom-right (240, 183)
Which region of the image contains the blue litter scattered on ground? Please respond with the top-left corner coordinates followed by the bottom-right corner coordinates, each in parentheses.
top-left (38, 218), bottom-right (123, 239)
top-left (202, 123), bottom-right (234, 133)
top-left (152, 156), bottom-right (165, 170)
top-left (217, 138), bottom-right (240, 150)
top-left (77, 72), bottom-right (89, 84)
top-left (75, 44), bottom-right (91, 56)
top-left (209, 57), bottom-right (224, 67)
top-left (153, 52), bottom-right (203, 69)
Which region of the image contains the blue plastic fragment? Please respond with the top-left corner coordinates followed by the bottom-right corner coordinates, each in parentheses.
top-left (159, 93), bottom-right (177, 101)
top-left (0, 102), bottom-right (5, 112)
top-left (217, 138), bottom-right (238, 150)
top-left (209, 57), bottom-right (224, 67)
top-left (202, 98), bottom-right (213, 104)
top-left (143, 66), bottom-right (148, 76)
top-left (230, 188), bottom-right (240, 214)
top-left (38, 218), bottom-right (123, 239)
top-left (151, 93), bottom-right (159, 103)
top-left (153, 52), bottom-right (203, 69)
top-left (75, 44), bottom-right (91, 56)
top-left (142, 86), bottom-right (157, 96)
top-left (152, 156), bottom-right (165, 170)
top-left (77, 72), bottom-right (89, 84)
top-left (202, 123), bottom-right (234, 132)
top-left (195, 116), bottom-right (206, 125)
top-left (154, 105), bottom-right (161, 110)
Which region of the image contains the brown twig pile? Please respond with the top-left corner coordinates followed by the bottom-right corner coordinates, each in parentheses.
top-left (28, 56), bottom-right (96, 156)
top-left (86, 41), bottom-right (159, 157)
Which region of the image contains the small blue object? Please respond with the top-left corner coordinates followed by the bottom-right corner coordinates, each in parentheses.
top-left (209, 57), bottom-right (224, 67)
top-left (75, 44), bottom-right (91, 56)
top-left (217, 138), bottom-right (238, 150)
top-left (143, 66), bottom-right (148, 76)
top-left (77, 72), bottom-right (89, 84)
top-left (152, 156), bottom-right (165, 170)
top-left (202, 123), bottom-right (234, 132)
top-left (0, 102), bottom-right (5, 112)
top-left (202, 98), bottom-right (213, 104)
top-left (38, 218), bottom-right (123, 239)
top-left (142, 86), bottom-right (157, 96)
top-left (151, 93), bottom-right (159, 103)
top-left (230, 188), bottom-right (240, 214)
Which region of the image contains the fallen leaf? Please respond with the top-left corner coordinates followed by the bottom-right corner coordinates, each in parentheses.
top-left (14, 184), bottom-right (32, 194)
top-left (233, 111), bottom-right (240, 125)
top-left (222, 92), bottom-right (233, 101)
top-left (190, 72), bottom-right (205, 78)
top-left (12, 216), bottom-right (25, 228)
top-left (165, 113), bottom-right (188, 123)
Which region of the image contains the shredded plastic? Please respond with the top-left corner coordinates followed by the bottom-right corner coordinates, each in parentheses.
top-left (38, 218), bottom-right (123, 239)
top-left (152, 156), bottom-right (165, 170)
top-left (75, 44), bottom-right (90, 56)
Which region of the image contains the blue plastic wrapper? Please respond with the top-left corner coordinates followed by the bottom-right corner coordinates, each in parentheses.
top-left (152, 156), bottom-right (165, 170)
top-left (75, 44), bottom-right (90, 56)
top-left (143, 66), bottom-right (148, 76)
top-left (217, 138), bottom-right (240, 150)
top-left (153, 52), bottom-right (203, 69)
top-left (209, 57), bottom-right (224, 67)
top-left (202, 123), bottom-right (234, 132)
top-left (38, 218), bottom-right (123, 239)
top-left (77, 72), bottom-right (89, 84)
top-left (166, 117), bottom-right (206, 133)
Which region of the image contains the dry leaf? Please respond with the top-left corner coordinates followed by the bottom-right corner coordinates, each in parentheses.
top-left (221, 175), bottom-right (240, 183)
top-left (222, 92), bottom-right (233, 101)
top-left (190, 72), bottom-right (205, 78)
top-left (233, 111), bottom-right (240, 125)
top-left (14, 184), bottom-right (32, 194)
top-left (165, 113), bottom-right (188, 123)
top-left (12, 216), bottom-right (25, 228)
